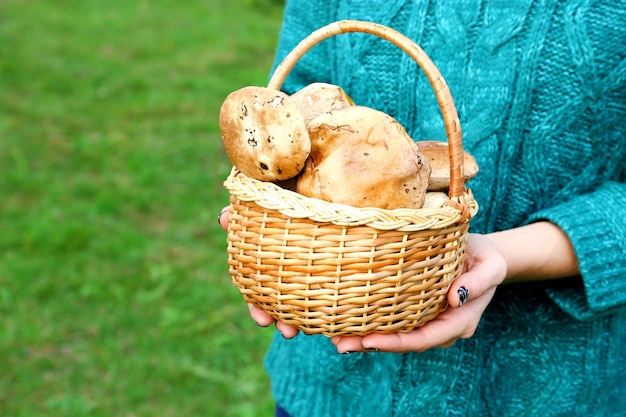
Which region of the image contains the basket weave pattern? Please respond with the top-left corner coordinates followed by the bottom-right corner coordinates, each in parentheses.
top-left (224, 20), bottom-right (478, 336)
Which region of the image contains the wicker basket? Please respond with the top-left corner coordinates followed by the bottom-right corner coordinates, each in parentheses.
top-left (223, 20), bottom-right (478, 337)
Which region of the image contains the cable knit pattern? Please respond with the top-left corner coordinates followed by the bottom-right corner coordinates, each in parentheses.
top-left (263, 1), bottom-right (626, 416)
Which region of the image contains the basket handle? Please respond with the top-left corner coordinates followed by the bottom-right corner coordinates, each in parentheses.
top-left (268, 20), bottom-right (466, 199)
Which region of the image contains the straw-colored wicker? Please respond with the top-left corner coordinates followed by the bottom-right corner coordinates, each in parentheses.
top-left (223, 20), bottom-right (478, 337)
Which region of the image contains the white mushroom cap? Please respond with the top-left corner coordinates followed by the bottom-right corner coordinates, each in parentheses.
top-left (290, 83), bottom-right (354, 125)
top-left (219, 86), bottom-right (311, 181)
top-left (416, 140), bottom-right (479, 191)
top-left (422, 191), bottom-right (450, 208)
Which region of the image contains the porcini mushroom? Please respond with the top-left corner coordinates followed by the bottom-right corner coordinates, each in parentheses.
top-left (219, 86), bottom-right (311, 181)
top-left (290, 83), bottom-right (354, 125)
top-left (422, 191), bottom-right (450, 208)
top-left (416, 140), bottom-right (479, 191)
top-left (296, 106), bottom-right (431, 209)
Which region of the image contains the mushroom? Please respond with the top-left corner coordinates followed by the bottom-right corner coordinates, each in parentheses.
top-left (290, 83), bottom-right (354, 125)
top-left (422, 191), bottom-right (450, 208)
top-left (219, 86), bottom-right (311, 181)
top-left (296, 106), bottom-right (431, 209)
top-left (416, 140), bottom-right (479, 191)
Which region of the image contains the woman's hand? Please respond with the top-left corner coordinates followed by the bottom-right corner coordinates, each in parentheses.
top-left (219, 207), bottom-right (301, 339)
top-left (331, 221), bottom-right (579, 353)
top-left (331, 234), bottom-right (507, 353)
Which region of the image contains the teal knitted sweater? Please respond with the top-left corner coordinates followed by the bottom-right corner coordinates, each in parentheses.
top-left (263, 1), bottom-right (626, 416)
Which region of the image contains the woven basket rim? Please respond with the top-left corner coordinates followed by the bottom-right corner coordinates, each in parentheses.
top-left (224, 167), bottom-right (478, 232)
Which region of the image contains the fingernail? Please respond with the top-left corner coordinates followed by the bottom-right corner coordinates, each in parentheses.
top-left (341, 351), bottom-right (354, 355)
top-left (458, 286), bottom-right (469, 306)
top-left (364, 347), bottom-right (380, 352)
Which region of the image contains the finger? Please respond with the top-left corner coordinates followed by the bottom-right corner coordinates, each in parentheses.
top-left (362, 288), bottom-right (494, 353)
top-left (362, 329), bottom-right (430, 353)
top-left (452, 285), bottom-right (471, 307)
top-left (447, 264), bottom-right (501, 307)
top-left (331, 335), bottom-right (366, 354)
top-left (448, 245), bottom-right (506, 308)
top-left (362, 321), bottom-right (456, 353)
top-left (448, 270), bottom-right (480, 309)
top-left (362, 301), bottom-right (470, 353)
top-left (248, 305), bottom-right (299, 338)
top-left (275, 320), bottom-right (299, 339)
top-left (218, 206), bottom-right (229, 231)
top-left (248, 304), bottom-right (275, 327)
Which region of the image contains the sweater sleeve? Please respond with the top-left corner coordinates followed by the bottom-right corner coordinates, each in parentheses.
top-left (525, 181), bottom-right (626, 320)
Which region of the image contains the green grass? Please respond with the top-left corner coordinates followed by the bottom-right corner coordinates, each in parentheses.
top-left (0, 1), bottom-right (285, 415)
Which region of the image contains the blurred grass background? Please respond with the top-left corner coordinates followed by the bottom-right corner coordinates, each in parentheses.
top-left (0, 0), bottom-right (285, 415)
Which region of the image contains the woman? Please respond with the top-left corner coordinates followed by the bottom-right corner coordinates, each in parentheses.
top-left (219, 1), bottom-right (626, 415)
